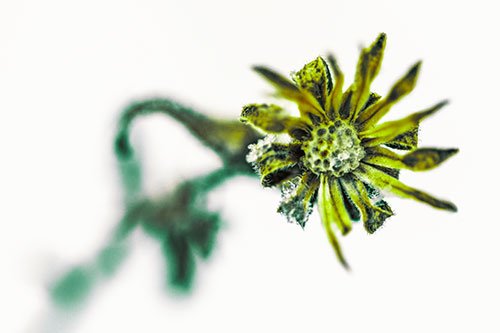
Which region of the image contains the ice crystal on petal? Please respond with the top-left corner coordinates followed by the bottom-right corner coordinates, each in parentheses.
top-left (278, 177), bottom-right (313, 228)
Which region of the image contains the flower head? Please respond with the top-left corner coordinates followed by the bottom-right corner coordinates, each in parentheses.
top-left (240, 33), bottom-right (458, 269)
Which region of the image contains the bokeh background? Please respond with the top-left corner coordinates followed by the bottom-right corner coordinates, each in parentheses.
top-left (2, 0), bottom-right (499, 332)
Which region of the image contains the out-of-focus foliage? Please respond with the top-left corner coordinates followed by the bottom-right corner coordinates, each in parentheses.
top-left (50, 98), bottom-right (262, 308)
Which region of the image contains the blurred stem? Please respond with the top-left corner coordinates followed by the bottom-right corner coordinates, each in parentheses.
top-left (113, 97), bottom-right (261, 238)
top-left (115, 98), bottom-right (261, 173)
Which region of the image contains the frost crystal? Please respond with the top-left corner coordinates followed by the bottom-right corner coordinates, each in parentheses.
top-left (278, 177), bottom-right (312, 228)
top-left (246, 135), bottom-right (276, 165)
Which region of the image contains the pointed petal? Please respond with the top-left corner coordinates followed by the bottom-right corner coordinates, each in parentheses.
top-left (365, 199), bottom-right (393, 233)
top-left (338, 180), bottom-right (361, 221)
top-left (341, 175), bottom-right (393, 234)
top-left (292, 56), bottom-right (332, 112)
top-left (326, 54), bottom-right (345, 120)
top-left (402, 148), bottom-right (459, 171)
top-left (364, 146), bottom-right (459, 172)
top-left (329, 178), bottom-right (354, 235)
top-left (360, 100), bottom-right (448, 147)
top-left (358, 93), bottom-right (382, 117)
top-left (353, 163), bottom-right (458, 212)
top-left (338, 89), bottom-right (354, 120)
top-left (356, 61), bottom-right (422, 130)
top-left (341, 92), bottom-right (382, 122)
top-left (253, 65), bottom-right (299, 93)
top-left (365, 163), bottom-right (400, 179)
top-left (363, 146), bottom-right (407, 170)
top-left (240, 103), bottom-right (312, 138)
top-left (318, 175), bottom-right (350, 269)
top-left (323, 220), bottom-right (350, 270)
top-left (387, 61), bottom-right (421, 103)
top-left (349, 33), bottom-right (386, 123)
top-left (383, 125), bottom-right (419, 150)
top-left (318, 175), bottom-right (352, 236)
top-left (253, 65), bottom-right (325, 122)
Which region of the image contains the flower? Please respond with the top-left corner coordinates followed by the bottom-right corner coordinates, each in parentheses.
top-left (240, 33), bottom-right (458, 269)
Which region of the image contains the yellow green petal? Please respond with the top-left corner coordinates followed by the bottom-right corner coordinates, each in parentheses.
top-left (338, 89), bottom-right (354, 120)
top-left (383, 125), bottom-right (419, 150)
top-left (338, 180), bottom-right (361, 222)
top-left (301, 173), bottom-right (321, 210)
top-left (253, 65), bottom-right (325, 123)
top-left (292, 56), bottom-right (332, 112)
top-left (318, 175), bottom-right (352, 236)
top-left (356, 61), bottom-right (421, 130)
top-left (326, 54), bottom-right (344, 120)
top-left (341, 175), bottom-right (393, 234)
top-left (348, 33), bottom-right (386, 123)
top-left (240, 103), bottom-right (311, 137)
top-left (363, 146), bottom-right (407, 169)
top-left (323, 219), bottom-right (350, 270)
top-left (358, 92), bottom-right (382, 116)
top-left (252, 65), bottom-right (300, 97)
top-left (330, 178), bottom-right (354, 235)
top-left (318, 175), bottom-right (349, 269)
top-left (401, 148), bottom-right (459, 171)
top-left (359, 100), bottom-right (447, 147)
top-left (364, 146), bottom-right (458, 172)
top-left (353, 163), bottom-right (457, 212)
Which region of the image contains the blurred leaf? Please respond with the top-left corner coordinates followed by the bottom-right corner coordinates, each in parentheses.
top-left (163, 233), bottom-right (195, 292)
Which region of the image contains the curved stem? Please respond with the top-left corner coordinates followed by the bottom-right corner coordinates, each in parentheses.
top-left (114, 98), bottom-right (261, 174)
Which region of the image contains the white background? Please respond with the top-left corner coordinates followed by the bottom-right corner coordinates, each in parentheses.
top-left (2, 0), bottom-right (499, 332)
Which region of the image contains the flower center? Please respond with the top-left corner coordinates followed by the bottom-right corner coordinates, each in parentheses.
top-left (302, 120), bottom-right (365, 177)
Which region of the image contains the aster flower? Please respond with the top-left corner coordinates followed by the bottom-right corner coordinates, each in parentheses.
top-left (240, 33), bottom-right (458, 269)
